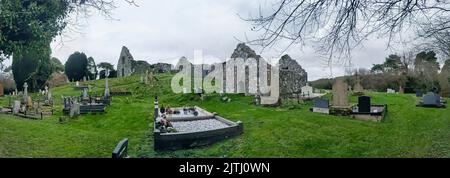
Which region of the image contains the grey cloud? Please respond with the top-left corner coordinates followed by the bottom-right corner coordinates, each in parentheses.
top-left (51, 0), bottom-right (393, 80)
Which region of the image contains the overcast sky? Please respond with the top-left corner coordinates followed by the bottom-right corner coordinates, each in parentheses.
top-left (49, 0), bottom-right (396, 81)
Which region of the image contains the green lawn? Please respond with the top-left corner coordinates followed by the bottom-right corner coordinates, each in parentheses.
top-left (0, 74), bottom-right (448, 158)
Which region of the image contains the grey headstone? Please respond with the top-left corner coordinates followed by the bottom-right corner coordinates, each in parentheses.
top-left (416, 91), bottom-right (423, 97)
top-left (23, 82), bottom-right (28, 102)
top-left (314, 99), bottom-right (329, 109)
top-left (13, 100), bottom-right (20, 114)
top-left (423, 93), bottom-right (440, 106)
top-left (69, 103), bottom-right (80, 118)
top-left (83, 88), bottom-right (88, 98)
top-left (105, 73), bottom-right (110, 98)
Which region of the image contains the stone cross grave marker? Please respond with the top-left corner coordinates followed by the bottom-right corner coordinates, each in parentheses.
top-left (105, 73), bottom-right (110, 98)
top-left (353, 80), bottom-right (364, 93)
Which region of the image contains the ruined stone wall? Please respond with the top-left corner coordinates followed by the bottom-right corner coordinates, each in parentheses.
top-left (173, 43), bottom-right (308, 97)
top-left (152, 63), bottom-right (173, 73)
top-left (279, 55), bottom-right (308, 96)
top-left (117, 46), bottom-right (135, 77)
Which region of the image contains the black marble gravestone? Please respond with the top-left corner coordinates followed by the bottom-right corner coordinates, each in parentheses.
top-left (358, 96), bottom-right (371, 113)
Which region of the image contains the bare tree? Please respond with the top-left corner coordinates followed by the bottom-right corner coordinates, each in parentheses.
top-left (245, 0), bottom-right (450, 62)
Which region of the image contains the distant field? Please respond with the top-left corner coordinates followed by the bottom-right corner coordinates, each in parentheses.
top-left (0, 74), bottom-right (449, 158)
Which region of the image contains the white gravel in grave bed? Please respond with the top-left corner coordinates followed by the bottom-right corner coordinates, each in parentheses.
top-left (171, 119), bottom-right (230, 133)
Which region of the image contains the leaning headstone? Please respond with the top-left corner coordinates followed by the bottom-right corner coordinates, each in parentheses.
top-left (358, 96), bottom-right (371, 113)
top-left (332, 78), bottom-right (349, 107)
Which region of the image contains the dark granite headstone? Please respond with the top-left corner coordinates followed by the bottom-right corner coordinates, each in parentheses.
top-left (314, 99), bottom-right (329, 109)
top-left (358, 96), bottom-right (371, 113)
top-left (416, 91), bottom-right (423, 97)
top-left (423, 93), bottom-right (440, 106)
top-left (112, 138), bottom-right (129, 159)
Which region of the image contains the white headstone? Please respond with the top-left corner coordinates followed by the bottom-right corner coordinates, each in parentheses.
top-left (76, 81), bottom-right (80, 86)
top-left (13, 100), bottom-right (20, 114)
top-left (105, 73), bottom-right (110, 97)
top-left (387, 88), bottom-right (396, 94)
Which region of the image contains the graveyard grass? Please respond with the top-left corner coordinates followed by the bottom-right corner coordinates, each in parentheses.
top-left (0, 74), bottom-right (449, 158)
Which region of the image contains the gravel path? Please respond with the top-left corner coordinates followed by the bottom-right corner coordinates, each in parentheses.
top-left (172, 119), bottom-right (229, 133)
